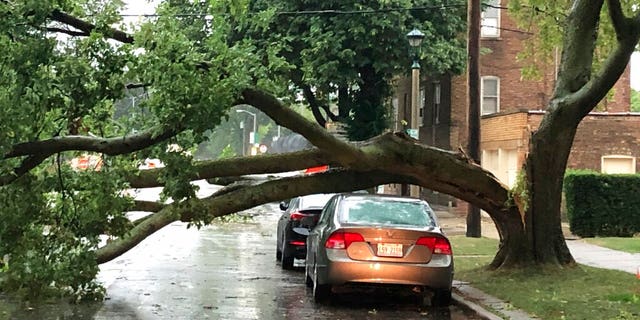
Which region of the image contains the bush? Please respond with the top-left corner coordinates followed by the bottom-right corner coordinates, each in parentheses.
top-left (564, 170), bottom-right (640, 237)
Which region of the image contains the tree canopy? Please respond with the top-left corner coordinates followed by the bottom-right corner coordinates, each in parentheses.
top-left (233, 0), bottom-right (467, 140)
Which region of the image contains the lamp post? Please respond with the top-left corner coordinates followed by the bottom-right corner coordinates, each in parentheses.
top-left (407, 28), bottom-right (424, 139)
top-left (407, 28), bottom-right (425, 198)
top-left (236, 109), bottom-right (257, 155)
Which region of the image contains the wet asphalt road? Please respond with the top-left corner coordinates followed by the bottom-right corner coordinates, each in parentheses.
top-left (5, 201), bottom-right (479, 320)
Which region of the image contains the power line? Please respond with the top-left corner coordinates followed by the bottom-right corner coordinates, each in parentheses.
top-left (113, 4), bottom-right (466, 18)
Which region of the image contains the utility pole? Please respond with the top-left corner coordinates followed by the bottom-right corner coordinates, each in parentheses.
top-left (466, 0), bottom-right (482, 237)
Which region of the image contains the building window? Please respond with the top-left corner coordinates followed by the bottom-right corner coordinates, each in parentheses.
top-left (481, 0), bottom-right (500, 37)
top-left (433, 82), bottom-right (441, 125)
top-left (481, 76), bottom-right (500, 115)
top-left (601, 155), bottom-right (636, 174)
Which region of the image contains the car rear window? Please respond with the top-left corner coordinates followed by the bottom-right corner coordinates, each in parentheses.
top-left (339, 198), bottom-right (434, 227)
top-left (299, 194), bottom-right (335, 210)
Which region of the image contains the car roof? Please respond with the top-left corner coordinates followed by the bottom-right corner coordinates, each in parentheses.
top-left (337, 193), bottom-right (427, 204)
top-left (297, 193), bottom-right (335, 209)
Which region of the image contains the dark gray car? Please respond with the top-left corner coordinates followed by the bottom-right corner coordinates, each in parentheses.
top-left (305, 193), bottom-right (454, 306)
top-left (276, 193), bottom-right (335, 269)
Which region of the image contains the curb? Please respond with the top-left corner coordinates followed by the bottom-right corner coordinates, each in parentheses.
top-left (452, 292), bottom-right (504, 320)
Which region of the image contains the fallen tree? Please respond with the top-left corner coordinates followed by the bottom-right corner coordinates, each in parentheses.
top-left (0, 0), bottom-right (639, 299)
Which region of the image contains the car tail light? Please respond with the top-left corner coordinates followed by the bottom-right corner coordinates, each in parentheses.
top-left (290, 211), bottom-right (308, 220)
top-left (416, 236), bottom-right (452, 255)
top-left (325, 231), bottom-right (365, 249)
top-left (289, 240), bottom-right (306, 246)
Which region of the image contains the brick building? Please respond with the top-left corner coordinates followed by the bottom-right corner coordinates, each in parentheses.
top-left (389, 0), bottom-right (640, 206)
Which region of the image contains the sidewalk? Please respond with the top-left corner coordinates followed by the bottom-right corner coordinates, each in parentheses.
top-left (565, 240), bottom-right (640, 274)
top-left (435, 210), bottom-right (536, 319)
top-left (434, 208), bottom-right (640, 319)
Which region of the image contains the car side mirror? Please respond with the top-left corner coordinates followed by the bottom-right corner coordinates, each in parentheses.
top-left (279, 201), bottom-right (289, 211)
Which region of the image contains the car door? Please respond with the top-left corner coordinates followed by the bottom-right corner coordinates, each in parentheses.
top-left (277, 198), bottom-right (297, 248)
top-left (307, 196), bottom-right (337, 268)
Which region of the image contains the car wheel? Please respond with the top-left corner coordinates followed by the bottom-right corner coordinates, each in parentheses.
top-left (431, 289), bottom-right (452, 307)
top-left (281, 243), bottom-right (294, 270)
top-left (415, 289), bottom-right (430, 308)
top-left (304, 266), bottom-right (313, 288)
top-left (276, 247), bottom-right (282, 261)
top-left (312, 266), bottom-right (331, 302)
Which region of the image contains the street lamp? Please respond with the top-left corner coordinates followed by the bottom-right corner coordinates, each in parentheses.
top-left (406, 28), bottom-right (424, 139)
top-left (236, 109), bottom-right (257, 155)
top-left (407, 28), bottom-right (424, 198)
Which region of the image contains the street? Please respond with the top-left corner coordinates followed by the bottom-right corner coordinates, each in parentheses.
top-left (6, 196), bottom-right (479, 320)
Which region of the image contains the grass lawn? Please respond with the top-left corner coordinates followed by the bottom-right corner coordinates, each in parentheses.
top-left (450, 235), bottom-right (640, 320)
top-left (582, 237), bottom-right (640, 253)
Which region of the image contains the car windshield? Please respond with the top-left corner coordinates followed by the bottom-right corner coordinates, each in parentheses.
top-left (299, 194), bottom-right (335, 209)
top-left (339, 198), bottom-right (434, 227)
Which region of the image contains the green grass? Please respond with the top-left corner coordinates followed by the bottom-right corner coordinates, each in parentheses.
top-left (582, 237), bottom-right (640, 253)
top-left (450, 236), bottom-right (640, 320)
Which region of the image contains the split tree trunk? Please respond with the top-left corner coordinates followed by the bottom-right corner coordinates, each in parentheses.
top-left (489, 112), bottom-right (577, 268)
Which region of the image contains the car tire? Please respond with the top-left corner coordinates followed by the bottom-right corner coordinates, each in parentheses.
top-left (304, 267), bottom-right (313, 288)
top-left (431, 289), bottom-right (452, 307)
top-left (276, 248), bottom-right (282, 261)
top-left (281, 243), bottom-right (294, 270)
top-left (415, 289), bottom-right (430, 308)
top-left (312, 266), bottom-right (331, 303)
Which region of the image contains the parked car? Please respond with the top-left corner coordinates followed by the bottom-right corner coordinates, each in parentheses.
top-left (276, 193), bottom-right (335, 270)
top-left (305, 193), bottom-right (453, 306)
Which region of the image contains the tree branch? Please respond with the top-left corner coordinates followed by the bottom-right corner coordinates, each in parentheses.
top-left (302, 84), bottom-right (328, 127)
top-left (607, 0), bottom-right (626, 40)
top-left (125, 83), bottom-right (151, 90)
top-left (96, 169), bottom-right (403, 263)
top-left (128, 148), bottom-right (337, 188)
top-left (567, 2), bottom-right (640, 117)
top-left (239, 89), bottom-right (367, 168)
top-left (5, 125), bottom-right (182, 159)
top-left (132, 200), bottom-right (165, 213)
top-left (45, 27), bottom-right (88, 37)
top-left (0, 154), bottom-right (49, 186)
top-left (320, 103), bottom-right (339, 122)
top-left (49, 9), bottom-right (134, 44)
top-left (552, 0), bottom-right (604, 99)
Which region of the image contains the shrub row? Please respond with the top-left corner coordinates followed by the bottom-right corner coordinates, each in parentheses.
top-left (564, 170), bottom-right (640, 237)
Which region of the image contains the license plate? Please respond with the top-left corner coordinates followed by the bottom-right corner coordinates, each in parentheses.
top-left (377, 243), bottom-right (403, 257)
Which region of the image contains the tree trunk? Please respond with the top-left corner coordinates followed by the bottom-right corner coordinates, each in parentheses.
top-left (488, 110), bottom-right (578, 268)
top-left (524, 116), bottom-right (576, 265)
top-left (338, 86), bottom-right (350, 120)
top-left (490, 207), bottom-right (532, 268)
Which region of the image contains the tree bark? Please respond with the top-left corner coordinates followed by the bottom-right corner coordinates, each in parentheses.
top-left (490, 206), bottom-right (532, 268)
top-left (523, 115), bottom-right (576, 265)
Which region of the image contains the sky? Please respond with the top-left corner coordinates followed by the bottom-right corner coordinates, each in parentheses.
top-left (121, 0), bottom-right (158, 16)
top-left (120, 1), bottom-right (639, 91)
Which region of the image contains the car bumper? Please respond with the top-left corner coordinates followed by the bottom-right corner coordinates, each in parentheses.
top-left (287, 242), bottom-right (307, 259)
top-left (318, 250), bottom-right (453, 290)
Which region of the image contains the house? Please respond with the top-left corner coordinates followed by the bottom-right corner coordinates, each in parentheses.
top-left (389, 0), bottom-right (640, 209)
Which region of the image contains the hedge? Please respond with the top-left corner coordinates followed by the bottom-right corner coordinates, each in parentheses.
top-left (564, 170), bottom-right (640, 237)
